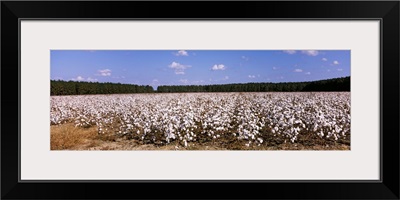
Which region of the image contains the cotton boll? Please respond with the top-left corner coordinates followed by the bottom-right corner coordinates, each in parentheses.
top-left (51, 92), bottom-right (350, 148)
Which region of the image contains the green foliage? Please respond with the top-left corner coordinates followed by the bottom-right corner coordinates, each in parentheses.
top-left (50, 80), bottom-right (154, 95)
top-left (157, 76), bottom-right (350, 93)
top-left (51, 76), bottom-right (350, 95)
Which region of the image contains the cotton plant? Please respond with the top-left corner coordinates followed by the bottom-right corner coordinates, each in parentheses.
top-left (50, 92), bottom-right (350, 147)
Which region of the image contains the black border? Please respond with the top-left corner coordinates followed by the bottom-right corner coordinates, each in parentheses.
top-left (17, 19), bottom-right (380, 183)
top-left (2, 1), bottom-right (399, 199)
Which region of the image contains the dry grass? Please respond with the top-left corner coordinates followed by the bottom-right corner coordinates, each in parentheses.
top-left (50, 123), bottom-right (350, 151)
top-left (50, 123), bottom-right (98, 150)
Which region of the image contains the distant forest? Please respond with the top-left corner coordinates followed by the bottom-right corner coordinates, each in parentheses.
top-left (51, 80), bottom-right (154, 95)
top-left (50, 76), bottom-right (350, 95)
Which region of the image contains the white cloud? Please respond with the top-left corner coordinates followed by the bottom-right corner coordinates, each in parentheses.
top-left (87, 77), bottom-right (98, 82)
top-left (272, 66), bottom-right (278, 70)
top-left (241, 56), bottom-right (249, 61)
top-left (211, 64), bottom-right (226, 71)
top-left (322, 58), bottom-right (328, 61)
top-left (305, 72), bottom-right (311, 75)
top-left (333, 60), bottom-right (340, 65)
top-left (97, 69), bottom-right (111, 76)
top-left (301, 50), bottom-right (319, 56)
top-left (175, 50), bottom-right (188, 56)
top-left (179, 79), bottom-right (188, 84)
top-left (74, 76), bottom-right (84, 81)
top-left (169, 62), bottom-right (191, 75)
top-left (337, 68), bottom-right (343, 71)
top-left (151, 79), bottom-right (160, 86)
top-left (294, 69), bottom-right (303, 72)
top-left (283, 50), bottom-right (296, 54)
top-left (222, 76), bottom-right (229, 80)
top-left (72, 76), bottom-right (97, 82)
top-left (248, 75), bottom-right (256, 78)
top-left (192, 80), bottom-right (204, 84)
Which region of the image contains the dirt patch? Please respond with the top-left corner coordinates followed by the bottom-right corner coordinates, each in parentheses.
top-left (51, 123), bottom-right (350, 150)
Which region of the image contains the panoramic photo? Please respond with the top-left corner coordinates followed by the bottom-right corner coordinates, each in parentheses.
top-left (50, 50), bottom-right (350, 150)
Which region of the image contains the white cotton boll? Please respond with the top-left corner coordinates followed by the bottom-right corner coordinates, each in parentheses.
top-left (51, 92), bottom-right (349, 150)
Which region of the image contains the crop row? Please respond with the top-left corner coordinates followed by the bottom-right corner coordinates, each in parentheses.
top-left (50, 92), bottom-right (351, 147)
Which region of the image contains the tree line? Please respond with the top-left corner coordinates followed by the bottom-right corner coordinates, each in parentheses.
top-left (157, 76), bottom-right (350, 93)
top-left (51, 80), bottom-right (154, 95)
top-left (51, 76), bottom-right (350, 95)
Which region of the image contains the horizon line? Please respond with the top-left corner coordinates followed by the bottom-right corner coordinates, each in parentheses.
top-left (50, 76), bottom-right (350, 89)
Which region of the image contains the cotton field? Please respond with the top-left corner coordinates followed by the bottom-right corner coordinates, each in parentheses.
top-left (50, 92), bottom-right (351, 148)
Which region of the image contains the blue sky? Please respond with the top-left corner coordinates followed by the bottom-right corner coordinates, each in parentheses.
top-left (51, 50), bottom-right (350, 90)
